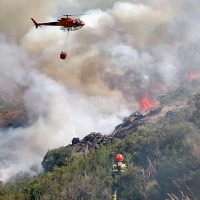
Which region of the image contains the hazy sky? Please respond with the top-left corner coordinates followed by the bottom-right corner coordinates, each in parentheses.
top-left (1, 0), bottom-right (200, 182)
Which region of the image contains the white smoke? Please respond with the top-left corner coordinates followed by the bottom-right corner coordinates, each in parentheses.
top-left (0, 31), bottom-right (130, 182)
top-left (1, 0), bottom-right (200, 182)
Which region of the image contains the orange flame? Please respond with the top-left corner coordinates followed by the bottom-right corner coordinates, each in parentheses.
top-left (190, 72), bottom-right (200, 79)
top-left (140, 93), bottom-right (157, 112)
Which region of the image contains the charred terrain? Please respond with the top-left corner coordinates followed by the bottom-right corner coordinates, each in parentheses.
top-left (1, 78), bottom-right (200, 199)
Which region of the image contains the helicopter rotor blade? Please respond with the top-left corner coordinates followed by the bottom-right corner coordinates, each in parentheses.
top-left (61, 14), bottom-right (91, 18)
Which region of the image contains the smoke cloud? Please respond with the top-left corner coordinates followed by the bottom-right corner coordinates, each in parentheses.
top-left (1, 0), bottom-right (200, 182)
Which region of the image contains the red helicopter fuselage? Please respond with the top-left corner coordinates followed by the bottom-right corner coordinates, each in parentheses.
top-left (31, 17), bottom-right (85, 31)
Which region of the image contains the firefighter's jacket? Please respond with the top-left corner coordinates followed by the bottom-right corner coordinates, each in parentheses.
top-left (112, 162), bottom-right (126, 175)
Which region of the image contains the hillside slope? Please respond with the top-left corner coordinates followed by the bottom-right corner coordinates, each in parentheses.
top-left (0, 79), bottom-right (200, 200)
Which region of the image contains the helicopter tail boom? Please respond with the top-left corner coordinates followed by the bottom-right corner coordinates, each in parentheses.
top-left (31, 18), bottom-right (40, 28)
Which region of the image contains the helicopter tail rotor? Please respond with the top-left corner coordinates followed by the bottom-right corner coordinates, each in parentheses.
top-left (31, 18), bottom-right (40, 28)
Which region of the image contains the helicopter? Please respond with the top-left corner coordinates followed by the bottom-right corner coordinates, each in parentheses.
top-left (31, 14), bottom-right (86, 59)
top-left (31, 14), bottom-right (85, 32)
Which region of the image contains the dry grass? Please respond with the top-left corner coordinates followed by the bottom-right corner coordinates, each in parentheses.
top-left (166, 179), bottom-right (198, 200)
top-left (167, 192), bottom-right (191, 200)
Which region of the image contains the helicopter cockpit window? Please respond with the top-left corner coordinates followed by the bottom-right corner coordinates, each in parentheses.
top-left (73, 20), bottom-right (79, 25)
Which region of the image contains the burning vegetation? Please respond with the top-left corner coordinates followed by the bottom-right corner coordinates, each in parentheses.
top-left (140, 92), bottom-right (158, 112)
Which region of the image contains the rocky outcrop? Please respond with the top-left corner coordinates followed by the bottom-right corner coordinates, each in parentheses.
top-left (67, 132), bottom-right (116, 155)
top-left (112, 106), bottom-right (163, 139)
top-left (111, 112), bottom-right (149, 139)
top-left (67, 108), bottom-right (164, 154)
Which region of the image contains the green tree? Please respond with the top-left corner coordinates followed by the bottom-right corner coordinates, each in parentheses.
top-left (192, 93), bottom-right (200, 128)
top-left (42, 147), bottom-right (72, 172)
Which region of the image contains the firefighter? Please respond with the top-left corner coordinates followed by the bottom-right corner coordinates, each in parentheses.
top-left (112, 154), bottom-right (126, 176)
top-left (112, 154), bottom-right (126, 200)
